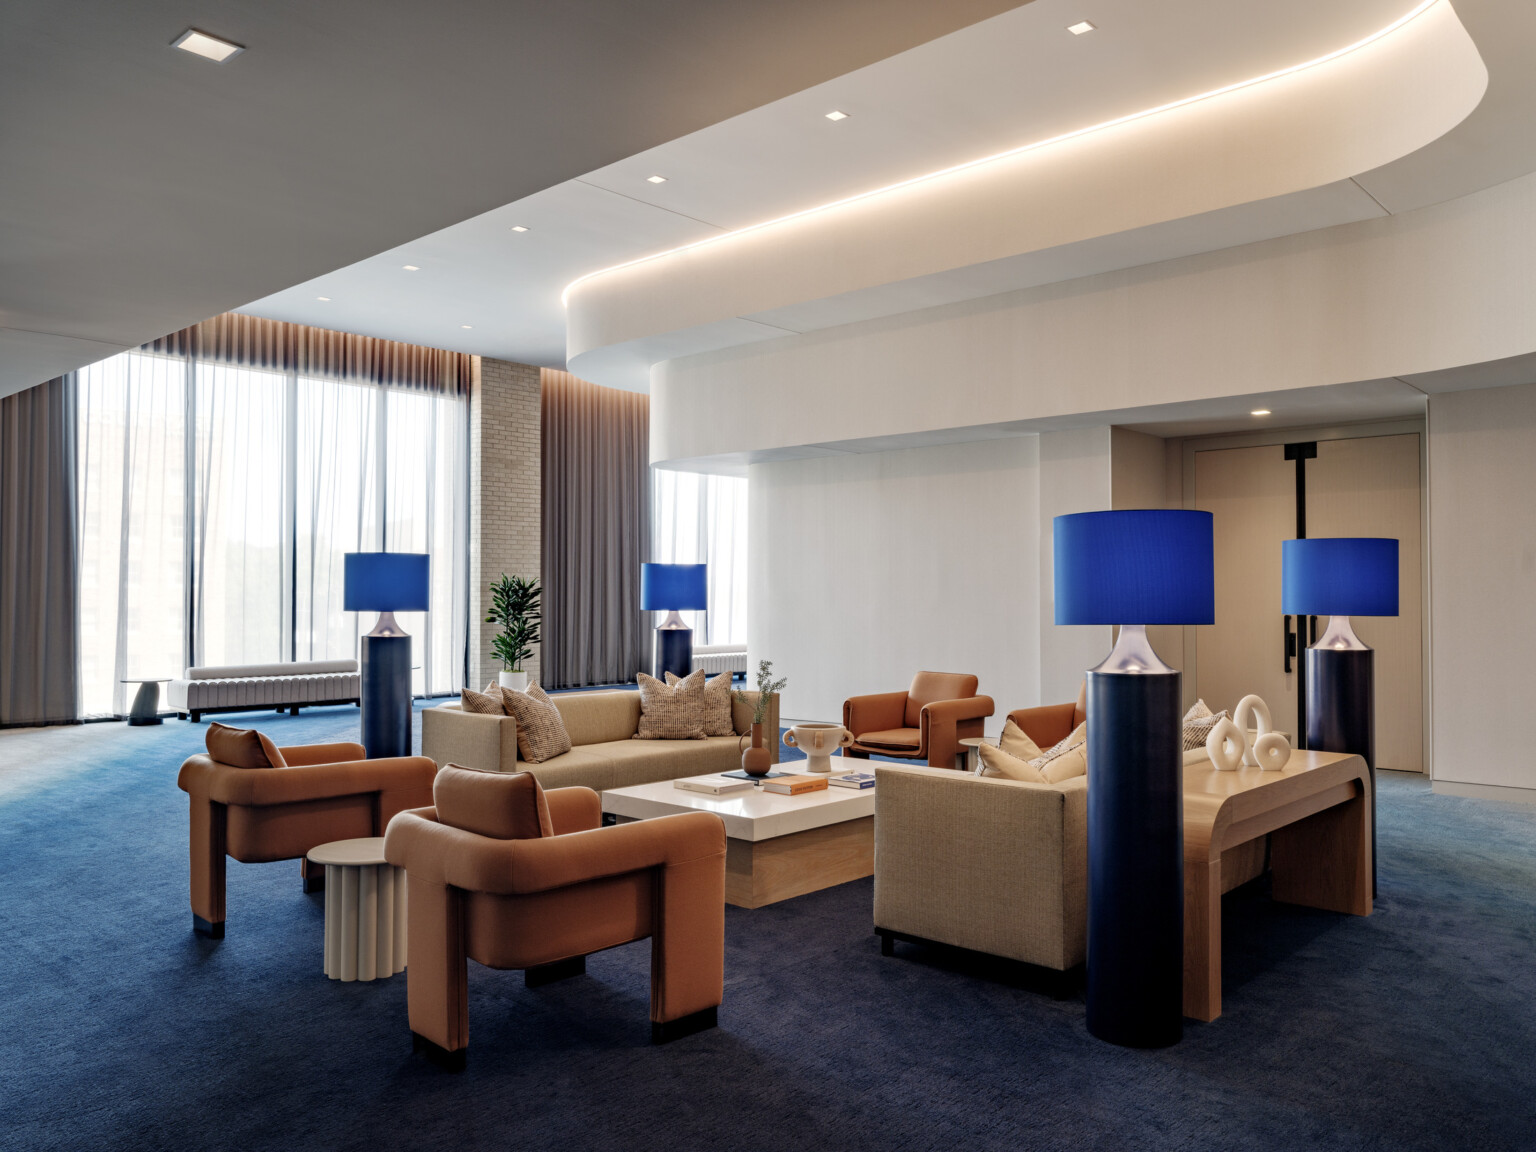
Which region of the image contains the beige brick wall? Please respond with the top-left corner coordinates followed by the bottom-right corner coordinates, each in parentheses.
top-left (469, 357), bottom-right (542, 690)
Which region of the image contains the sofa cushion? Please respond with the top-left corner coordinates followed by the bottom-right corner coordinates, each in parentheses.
top-left (498, 682), bottom-right (573, 764)
top-left (460, 684), bottom-right (505, 715)
top-left (859, 727), bottom-right (922, 751)
top-left (206, 722), bottom-right (287, 769)
top-left (635, 671), bottom-right (708, 740)
top-left (1030, 722), bottom-right (1087, 783)
top-left (977, 742), bottom-right (1046, 783)
top-left (1182, 700), bottom-right (1230, 751)
top-left (666, 670), bottom-right (735, 736)
top-left (999, 718), bottom-right (1042, 760)
top-left (904, 671), bottom-right (980, 727)
top-left (552, 690), bottom-right (642, 746)
top-left (433, 765), bottom-right (552, 839)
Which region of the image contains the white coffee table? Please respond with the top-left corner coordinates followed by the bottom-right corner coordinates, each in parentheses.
top-left (307, 837), bottom-right (406, 982)
top-left (602, 777), bottom-right (875, 909)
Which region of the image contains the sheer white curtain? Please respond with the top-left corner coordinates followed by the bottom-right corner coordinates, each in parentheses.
top-left (651, 468), bottom-right (748, 645)
top-left (77, 350), bottom-right (468, 718)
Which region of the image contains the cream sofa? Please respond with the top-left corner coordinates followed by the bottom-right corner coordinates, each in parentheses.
top-left (421, 688), bottom-right (780, 792)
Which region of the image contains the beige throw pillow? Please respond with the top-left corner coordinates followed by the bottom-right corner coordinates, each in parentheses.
top-left (665, 670), bottom-right (735, 737)
top-left (460, 683), bottom-right (505, 715)
top-left (998, 718), bottom-right (1042, 760)
top-left (498, 681), bottom-right (573, 763)
top-left (1182, 700), bottom-right (1229, 751)
top-left (978, 742), bottom-right (1047, 783)
top-left (635, 671), bottom-right (708, 740)
top-left (1029, 721), bottom-right (1088, 783)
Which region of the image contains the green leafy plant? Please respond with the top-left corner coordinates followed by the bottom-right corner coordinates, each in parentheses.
top-left (486, 574), bottom-right (541, 672)
top-left (734, 659), bottom-right (787, 727)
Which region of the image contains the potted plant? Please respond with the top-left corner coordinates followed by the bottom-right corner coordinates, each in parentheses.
top-left (487, 574), bottom-right (541, 691)
top-left (734, 659), bottom-right (787, 776)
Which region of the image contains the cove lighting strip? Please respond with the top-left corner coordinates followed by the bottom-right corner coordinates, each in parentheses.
top-left (563, 0), bottom-right (1442, 306)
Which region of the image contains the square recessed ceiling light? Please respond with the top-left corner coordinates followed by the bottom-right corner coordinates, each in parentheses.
top-left (460, 325), bottom-right (473, 329)
top-left (1251, 409), bottom-right (1272, 416)
top-left (825, 110), bottom-right (849, 121)
top-left (402, 264), bottom-right (420, 271)
top-left (1067, 21), bottom-right (1096, 35)
top-left (316, 296), bottom-right (330, 302)
top-left (510, 225), bottom-right (529, 232)
top-left (647, 175), bottom-right (667, 184)
top-left (171, 28), bottom-right (245, 62)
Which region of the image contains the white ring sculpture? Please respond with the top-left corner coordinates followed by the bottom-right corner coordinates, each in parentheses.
top-left (1206, 696), bottom-right (1292, 771)
top-left (1206, 717), bottom-right (1246, 772)
top-left (1232, 695), bottom-right (1272, 766)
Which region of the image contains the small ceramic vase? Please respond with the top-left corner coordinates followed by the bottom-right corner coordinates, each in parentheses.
top-left (782, 722), bottom-right (855, 773)
top-left (740, 722), bottom-right (772, 777)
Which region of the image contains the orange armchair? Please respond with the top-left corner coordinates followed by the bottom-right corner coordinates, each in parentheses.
top-left (384, 766), bottom-right (726, 1069)
top-left (843, 672), bottom-right (994, 770)
top-left (1007, 681), bottom-right (1087, 749)
top-left (177, 738), bottom-right (436, 938)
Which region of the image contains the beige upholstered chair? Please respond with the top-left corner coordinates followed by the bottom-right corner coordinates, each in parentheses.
top-left (843, 672), bottom-right (994, 769)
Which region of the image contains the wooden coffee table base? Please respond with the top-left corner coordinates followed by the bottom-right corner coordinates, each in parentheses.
top-left (1183, 751), bottom-right (1372, 1022)
top-left (725, 815), bottom-right (874, 909)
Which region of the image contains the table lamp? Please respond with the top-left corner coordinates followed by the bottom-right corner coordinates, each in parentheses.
top-left (641, 563), bottom-right (708, 680)
top-left (1055, 509), bottom-right (1214, 1049)
top-left (345, 552), bottom-right (429, 759)
top-left (1282, 537), bottom-right (1397, 898)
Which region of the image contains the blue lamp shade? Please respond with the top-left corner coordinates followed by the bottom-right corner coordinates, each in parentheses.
top-left (1054, 510), bottom-right (1215, 625)
top-left (641, 563), bottom-right (708, 612)
top-left (344, 552), bottom-right (430, 613)
top-left (1281, 538), bottom-right (1398, 617)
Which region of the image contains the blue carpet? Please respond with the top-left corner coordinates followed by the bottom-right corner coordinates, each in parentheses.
top-left (2, 704), bottom-right (1535, 1150)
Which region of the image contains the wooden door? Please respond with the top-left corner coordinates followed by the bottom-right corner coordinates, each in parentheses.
top-left (1193, 433), bottom-right (1423, 772)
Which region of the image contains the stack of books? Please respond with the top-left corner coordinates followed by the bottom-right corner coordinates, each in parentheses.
top-left (673, 775), bottom-right (754, 795)
top-left (762, 774), bottom-right (828, 796)
top-left (827, 772), bottom-right (875, 790)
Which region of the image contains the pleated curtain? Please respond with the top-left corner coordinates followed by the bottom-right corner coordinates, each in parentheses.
top-left (0, 376), bottom-right (80, 726)
top-left (540, 370), bottom-right (650, 688)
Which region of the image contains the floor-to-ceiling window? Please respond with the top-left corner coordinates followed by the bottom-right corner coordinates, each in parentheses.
top-left (651, 467), bottom-right (747, 645)
top-left (76, 328), bottom-right (468, 718)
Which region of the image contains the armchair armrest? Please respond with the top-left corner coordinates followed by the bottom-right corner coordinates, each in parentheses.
top-left (179, 754), bottom-right (436, 808)
top-left (386, 809), bottom-right (726, 894)
top-left (422, 704), bottom-right (520, 773)
top-left (843, 691), bottom-right (909, 736)
top-left (1007, 703), bottom-right (1078, 748)
top-left (545, 786), bottom-right (602, 835)
top-left (919, 695), bottom-right (995, 767)
top-left (278, 742), bottom-right (365, 766)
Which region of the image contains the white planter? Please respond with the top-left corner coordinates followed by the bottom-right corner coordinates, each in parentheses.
top-left (498, 671), bottom-right (529, 692)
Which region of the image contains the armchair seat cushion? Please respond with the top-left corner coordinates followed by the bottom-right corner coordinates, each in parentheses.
top-left (857, 727), bottom-right (922, 750)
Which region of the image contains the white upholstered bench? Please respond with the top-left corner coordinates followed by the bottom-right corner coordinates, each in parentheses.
top-left (692, 645), bottom-right (748, 678)
top-left (169, 660), bottom-right (361, 722)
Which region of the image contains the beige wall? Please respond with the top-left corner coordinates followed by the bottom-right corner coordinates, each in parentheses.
top-left (469, 357), bottom-right (542, 690)
top-left (1428, 381), bottom-right (1536, 797)
top-left (1039, 428), bottom-right (1114, 704)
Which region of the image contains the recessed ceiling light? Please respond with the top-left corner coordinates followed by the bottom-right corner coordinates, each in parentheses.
top-left (171, 28), bottom-right (245, 62)
top-left (510, 225), bottom-right (529, 232)
top-left (647, 175), bottom-right (667, 184)
top-left (460, 325), bottom-right (473, 329)
top-left (402, 264), bottom-right (419, 271)
top-left (1067, 21), bottom-right (1096, 35)
top-left (825, 110), bottom-right (849, 121)
top-left (1251, 408), bottom-right (1272, 416)
top-left (316, 296), bottom-right (330, 301)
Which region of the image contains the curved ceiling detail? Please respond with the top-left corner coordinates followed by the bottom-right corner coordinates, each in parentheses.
top-left (566, 0), bottom-right (1486, 390)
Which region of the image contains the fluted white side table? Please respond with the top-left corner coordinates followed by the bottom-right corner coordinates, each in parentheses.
top-left (307, 837), bottom-right (406, 982)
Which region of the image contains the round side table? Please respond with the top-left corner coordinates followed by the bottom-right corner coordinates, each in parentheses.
top-left (121, 678), bottom-right (172, 726)
top-left (957, 736), bottom-right (1001, 774)
top-left (307, 837), bottom-right (406, 982)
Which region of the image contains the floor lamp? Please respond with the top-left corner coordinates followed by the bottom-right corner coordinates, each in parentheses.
top-left (641, 563), bottom-right (707, 680)
top-left (1055, 509), bottom-right (1214, 1049)
top-left (345, 552), bottom-right (430, 759)
top-left (1282, 537), bottom-right (1398, 899)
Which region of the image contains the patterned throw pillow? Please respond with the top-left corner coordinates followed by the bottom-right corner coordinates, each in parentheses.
top-left (634, 671), bottom-right (708, 740)
top-left (1029, 721), bottom-right (1088, 783)
top-left (460, 683), bottom-right (505, 715)
top-left (1182, 700), bottom-right (1229, 751)
top-left (497, 681), bottom-right (573, 763)
top-left (998, 718), bottom-right (1042, 760)
top-left (978, 741), bottom-right (1046, 783)
top-left (665, 670), bottom-right (735, 736)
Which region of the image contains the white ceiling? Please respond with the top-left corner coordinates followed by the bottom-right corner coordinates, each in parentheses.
top-left (242, 0), bottom-right (1424, 371)
top-left (0, 0), bottom-right (1021, 398)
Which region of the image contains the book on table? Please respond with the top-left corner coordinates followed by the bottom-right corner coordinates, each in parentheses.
top-left (761, 774), bottom-right (828, 796)
top-left (674, 775), bottom-right (754, 795)
top-left (827, 772), bottom-right (875, 790)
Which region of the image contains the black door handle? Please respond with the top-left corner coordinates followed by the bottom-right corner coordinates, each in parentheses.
top-left (1284, 615), bottom-right (1296, 673)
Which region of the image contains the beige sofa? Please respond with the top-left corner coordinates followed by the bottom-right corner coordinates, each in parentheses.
top-left (421, 689), bottom-right (780, 792)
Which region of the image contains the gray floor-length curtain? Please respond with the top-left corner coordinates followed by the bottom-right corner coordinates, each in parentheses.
top-left (0, 376), bottom-right (80, 725)
top-left (541, 370), bottom-right (649, 688)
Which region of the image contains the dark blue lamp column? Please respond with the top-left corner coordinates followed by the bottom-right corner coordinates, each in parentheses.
top-left (1055, 510), bottom-right (1214, 1049)
top-left (1282, 537), bottom-right (1398, 898)
top-left (641, 563), bottom-right (708, 680)
top-left (345, 552), bottom-right (430, 759)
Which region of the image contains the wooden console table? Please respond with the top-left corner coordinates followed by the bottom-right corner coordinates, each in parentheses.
top-left (1183, 749), bottom-right (1372, 1022)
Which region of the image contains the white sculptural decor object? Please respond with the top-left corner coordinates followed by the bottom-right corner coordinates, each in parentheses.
top-left (1206, 695), bottom-right (1291, 771)
top-left (783, 722), bottom-right (854, 773)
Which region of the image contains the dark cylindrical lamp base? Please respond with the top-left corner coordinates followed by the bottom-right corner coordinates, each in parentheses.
top-left (1305, 647), bottom-right (1376, 897)
top-left (1086, 669), bottom-right (1184, 1049)
top-left (361, 634), bottom-right (412, 759)
top-left (654, 627), bottom-right (694, 681)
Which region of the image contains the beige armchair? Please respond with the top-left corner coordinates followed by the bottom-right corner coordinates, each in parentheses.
top-left (843, 672), bottom-right (994, 769)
